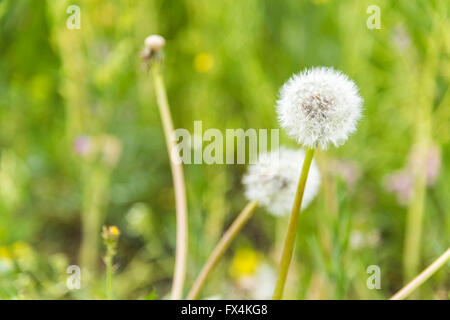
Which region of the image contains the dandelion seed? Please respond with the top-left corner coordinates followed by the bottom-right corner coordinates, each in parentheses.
top-left (242, 148), bottom-right (321, 216)
top-left (276, 67), bottom-right (363, 150)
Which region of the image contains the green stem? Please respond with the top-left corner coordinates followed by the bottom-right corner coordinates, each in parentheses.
top-left (391, 248), bottom-right (450, 300)
top-left (187, 200), bottom-right (259, 300)
top-left (272, 148), bottom-right (315, 300)
top-left (403, 150), bottom-right (427, 283)
top-left (106, 256), bottom-right (113, 300)
top-left (151, 63), bottom-right (189, 300)
top-left (80, 166), bottom-right (109, 278)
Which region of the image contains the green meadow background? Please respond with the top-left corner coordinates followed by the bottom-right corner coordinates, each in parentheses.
top-left (0, 0), bottom-right (448, 299)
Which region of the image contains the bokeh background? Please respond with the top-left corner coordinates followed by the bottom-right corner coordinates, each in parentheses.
top-left (0, 0), bottom-right (449, 299)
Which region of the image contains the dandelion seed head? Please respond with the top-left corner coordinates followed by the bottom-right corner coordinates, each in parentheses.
top-left (276, 67), bottom-right (363, 149)
top-left (242, 148), bottom-right (321, 216)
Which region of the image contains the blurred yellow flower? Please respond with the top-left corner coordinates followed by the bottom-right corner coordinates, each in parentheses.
top-left (229, 248), bottom-right (259, 279)
top-left (0, 246), bottom-right (10, 259)
top-left (194, 53), bottom-right (214, 73)
top-left (109, 226), bottom-right (120, 236)
top-left (11, 242), bottom-right (32, 259)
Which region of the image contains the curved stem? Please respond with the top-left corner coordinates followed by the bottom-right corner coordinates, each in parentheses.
top-left (151, 64), bottom-right (189, 300)
top-left (272, 148), bottom-right (315, 300)
top-left (391, 248), bottom-right (450, 300)
top-left (187, 200), bottom-right (259, 300)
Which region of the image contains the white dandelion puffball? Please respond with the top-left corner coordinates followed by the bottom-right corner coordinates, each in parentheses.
top-left (242, 148), bottom-right (321, 216)
top-left (276, 67), bottom-right (363, 150)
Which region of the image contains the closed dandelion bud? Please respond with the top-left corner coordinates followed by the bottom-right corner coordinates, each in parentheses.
top-left (242, 148), bottom-right (321, 216)
top-left (144, 35), bottom-right (166, 52)
top-left (142, 34), bottom-right (166, 63)
top-left (276, 67), bottom-right (363, 150)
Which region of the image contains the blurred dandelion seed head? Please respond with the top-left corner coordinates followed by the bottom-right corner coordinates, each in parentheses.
top-left (276, 67), bottom-right (363, 149)
top-left (126, 203), bottom-right (150, 236)
top-left (391, 24), bottom-right (411, 52)
top-left (235, 263), bottom-right (276, 300)
top-left (99, 135), bottom-right (122, 168)
top-left (350, 230), bottom-right (381, 251)
top-left (242, 148), bottom-right (321, 216)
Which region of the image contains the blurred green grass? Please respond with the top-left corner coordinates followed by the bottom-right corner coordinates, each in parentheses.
top-left (0, 0), bottom-right (448, 299)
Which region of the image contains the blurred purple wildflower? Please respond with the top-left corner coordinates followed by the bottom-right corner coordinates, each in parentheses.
top-left (385, 144), bottom-right (441, 206)
top-left (384, 169), bottom-right (414, 206)
top-left (73, 135), bottom-right (92, 157)
top-left (331, 159), bottom-right (361, 191)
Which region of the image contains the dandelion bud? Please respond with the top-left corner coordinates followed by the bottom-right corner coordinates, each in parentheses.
top-left (242, 148), bottom-right (321, 216)
top-left (141, 35), bottom-right (166, 65)
top-left (144, 34), bottom-right (166, 52)
top-left (276, 67), bottom-right (363, 149)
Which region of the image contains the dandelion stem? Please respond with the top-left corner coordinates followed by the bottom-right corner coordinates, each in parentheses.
top-left (151, 63), bottom-right (189, 300)
top-left (187, 200), bottom-right (259, 300)
top-left (391, 248), bottom-right (450, 300)
top-left (272, 148), bottom-right (315, 300)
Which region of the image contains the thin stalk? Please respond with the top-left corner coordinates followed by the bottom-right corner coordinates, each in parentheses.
top-left (80, 166), bottom-right (109, 278)
top-left (391, 248), bottom-right (450, 300)
top-left (272, 148), bottom-right (315, 300)
top-left (187, 200), bottom-right (259, 300)
top-left (105, 255), bottom-right (113, 300)
top-left (403, 37), bottom-right (436, 285)
top-left (403, 158), bottom-right (427, 282)
top-left (151, 63), bottom-right (189, 300)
